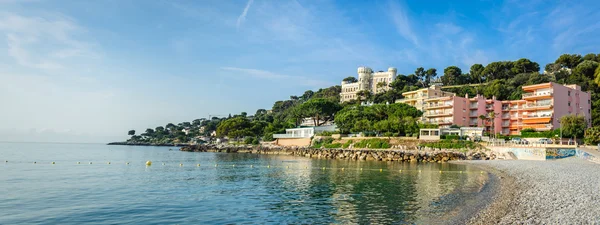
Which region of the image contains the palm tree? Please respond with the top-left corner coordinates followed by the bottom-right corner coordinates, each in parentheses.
top-left (487, 112), bottom-right (497, 139)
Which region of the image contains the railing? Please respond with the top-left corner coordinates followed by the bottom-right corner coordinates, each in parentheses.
top-left (427, 103), bottom-right (453, 108)
top-left (502, 107), bottom-right (509, 111)
top-left (523, 102), bottom-right (552, 109)
top-left (273, 134), bottom-right (311, 139)
top-left (430, 119), bottom-right (453, 124)
top-left (502, 114), bottom-right (510, 119)
top-left (523, 114), bottom-right (552, 118)
top-left (523, 92), bottom-right (553, 98)
top-left (469, 104), bottom-right (478, 108)
top-left (425, 111), bottom-right (453, 116)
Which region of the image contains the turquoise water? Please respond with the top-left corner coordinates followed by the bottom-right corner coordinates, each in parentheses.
top-left (0, 143), bottom-right (489, 224)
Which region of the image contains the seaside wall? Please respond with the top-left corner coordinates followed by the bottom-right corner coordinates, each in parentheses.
top-left (489, 147), bottom-right (547, 160)
top-left (275, 138), bottom-right (311, 147)
top-left (180, 145), bottom-right (495, 162)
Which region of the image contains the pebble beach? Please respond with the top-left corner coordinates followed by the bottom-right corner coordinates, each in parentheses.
top-left (466, 158), bottom-right (600, 224)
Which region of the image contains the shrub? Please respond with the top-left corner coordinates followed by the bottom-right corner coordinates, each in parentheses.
top-left (342, 140), bottom-right (353, 148)
top-left (252, 139), bottom-right (259, 145)
top-left (353, 138), bottom-right (391, 149)
top-left (244, 137), bottom-right (255, 144)
top-left (584, 127), bottom-right (600, 145)
top-left (443, 135), bottom-right (460, 140)
top-left (312, 137), bottom-right (334, 148)
top-left (262, 132), bottom-right (275, 142)
top-left (383, 132), bottom-right (394, 137)
top-left (419, 140), bottom-right (480, 150)
top-left (319, 131), bottom-right (339, 136)
top-left (324, 143), bottom-right (342, 148)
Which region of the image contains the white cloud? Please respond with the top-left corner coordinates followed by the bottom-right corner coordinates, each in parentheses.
top-left (236, 0), bottom-right (254, 29)
top-left (388, 1), bottom-right (419, 46)
top-left (0, 13), bottom-right (99, 71)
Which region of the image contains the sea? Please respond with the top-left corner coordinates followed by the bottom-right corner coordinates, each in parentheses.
top-left (0, 142), bottom-right (492, 224)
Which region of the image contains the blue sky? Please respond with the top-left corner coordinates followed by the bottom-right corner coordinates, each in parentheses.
top-left (1, 0), bottom-right (599, 143)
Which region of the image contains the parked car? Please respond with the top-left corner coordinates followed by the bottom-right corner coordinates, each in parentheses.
top-left (537, 138), bottom-right (553, 144)
top-left (511, 137), bottom-right (529, 144)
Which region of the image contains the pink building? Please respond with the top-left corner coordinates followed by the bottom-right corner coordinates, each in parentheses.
top-left (423, 96), bottom-right (469, 128)
top-left (421, 82), bottom-right (591, 136)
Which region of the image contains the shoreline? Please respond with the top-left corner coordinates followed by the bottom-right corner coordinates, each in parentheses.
top-left (106, 142), bottom-right (190, 147)
top-left (461, 158), bottom-right (600, 224)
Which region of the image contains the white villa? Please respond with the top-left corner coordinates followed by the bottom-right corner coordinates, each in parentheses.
top-left (340, 67), bottom-right (397, 102)
top-left (273, 125), bottom-right (337, 139)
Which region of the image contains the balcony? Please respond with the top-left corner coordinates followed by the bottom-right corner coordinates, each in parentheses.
top-left (502, 122), bottom-right (510, 127)
top-left (424, 111), bottom-right (453, 117)
top-left (502, 106), bottom-right (510, 111)
top-left (426, 103), bottom-right (453, 109)
top-left (509, 106), bottom-right (522, 111)
top-left (485, 105), bottom-right (494, 110)
top-left (521, 124), bottom-right (553, 131)
top-left (430, 119), bottom-right (453, 125)
top-left (522, 102), bottom-right (553, 110)
top-left (502, 114), bottom-right (510, 119)
top-left (523, 91), bottom-right (553, 99)
top-left (469, 104), bottom-right (478, 109)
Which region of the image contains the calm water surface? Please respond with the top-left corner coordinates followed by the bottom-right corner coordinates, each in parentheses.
top-left (0, 142), bottom-right (489, 224)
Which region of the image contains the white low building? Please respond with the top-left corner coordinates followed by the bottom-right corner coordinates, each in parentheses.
top-left (419, 127), bottom-right (484, 141)
top-left (273, 125), bottom-right (337, 139)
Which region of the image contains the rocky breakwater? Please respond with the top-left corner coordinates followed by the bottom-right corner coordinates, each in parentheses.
top-left (290, 148), bottom-right (494, 162)
top-left (180, 145), bottom-right (495, 162)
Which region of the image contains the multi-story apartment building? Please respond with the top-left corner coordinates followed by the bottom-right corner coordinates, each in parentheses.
top-left (340, 67), bottom-right (397, 102)
top-left (422, 95), bottom-right (468, 128)
top-left (395, 85), bottom-right (455, 112)
top-left (421, 82), bottom-right (591, 135)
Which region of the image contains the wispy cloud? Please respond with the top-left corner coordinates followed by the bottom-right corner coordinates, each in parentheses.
top-left (220, 66), bottom-right (331, 87)
top-left (0, 13), bottom-right (99, 71)
top-left (388, 1), bottom-right (419, 46)
top-left (236, 0), bottom-right (254, 29)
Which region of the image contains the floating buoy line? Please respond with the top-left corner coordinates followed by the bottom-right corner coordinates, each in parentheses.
top-left (0, 160), bottom-right (488, 174)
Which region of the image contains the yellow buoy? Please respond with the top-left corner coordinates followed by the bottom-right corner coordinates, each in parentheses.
top-left (250, 165), bottom-right (253, 168)
top-left (419, 170), bottom-right (422, 173)
top-left (179, 163), bottom-right (183, 167)
top-left (341, 167), bottom-right (344, 171)
top-left (480, 171), bottom-right (484, 174)
top-left (52, 162), bottom-right (55, 164)
top-left (267, 165), bottom-right (270, 168)
top-left (34, 162), bottom-right (37, 164)
top-left (89, 162), bottom-right (92, 164)
top-left (4, 160), bottom-right (7, 163)
top-left (145, 161), bottom-right (152, 166)
top-left (460, 171), bottom-right (463, 174)
top-left (305, 166), bottom-right (308, 169)
top-left (197, 164), bottom-right (201, 167)
top-left (162, 163), bottom-right (165, 165)
top-left (233, 164), bottom-right (236, 167)
top-left (126, 162), bottom-right (129, 165)
top-left (380, 168), bottom-right (383, 172)
top-left (322, 167), bottom-right (325, 170)
top-left (107, 162), bottom-right (111, 164)
top-left (439, 170), bottom-right (442, 173)
top-left (215, 164), bottom-right (218, 167)
top-left (286, 166), bottom-right (289, 169)
top-left (360, 168), bottom-right (363, 171)
top-left (399, 170), bottom-right (402, 173)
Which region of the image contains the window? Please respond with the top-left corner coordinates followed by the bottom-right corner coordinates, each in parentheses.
top-left (568, 102), bottom-right (571, 106)
top-left (568, 91), bottom-right (570, 96)
top-left (589, 99), bottom-right (591, 104)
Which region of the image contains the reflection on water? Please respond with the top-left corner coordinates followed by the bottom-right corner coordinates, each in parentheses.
top-left (0, 143), bottom-right (488, 224)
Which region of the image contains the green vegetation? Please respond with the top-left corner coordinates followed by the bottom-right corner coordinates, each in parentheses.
top-left (419, 140), bottom-right (480, 150)
top-left (126, 53), bottom-right (600, 145)
top-left (519, 128), bottom-right (561, 138)
top-left (353, 139), bottom-right (391, 149)
top-left (312, 137), bottom-right (335, 148)
top-left (584, 127), bottom-right (600, 145)
top-left (560, 114), bottom-right (588, 143)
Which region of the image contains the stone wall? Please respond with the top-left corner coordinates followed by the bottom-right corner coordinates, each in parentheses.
top-left (275, 138), bottom-right (312, 147)
top-left (180, 145), bottom-right (495, 162)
